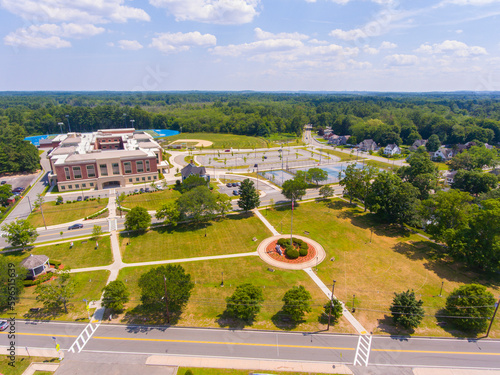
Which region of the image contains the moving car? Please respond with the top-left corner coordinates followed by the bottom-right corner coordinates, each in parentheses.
top-left (68, 223), bottom-right (84, 230)
top-left (0, 320), bottom-right (8, 331)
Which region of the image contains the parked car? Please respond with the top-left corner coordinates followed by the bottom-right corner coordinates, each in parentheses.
top-left (236, 182), bottom-right (241, 186)
top-left (134, 189), bottom-right (139, 193)
top-left (145, 188), bottom-right (150, 192)
top-left (263, 156), bottom-right (267, 159)
top-left (224, 149), bottom-right (231, 152)
top-left (68, 223), bottom-right (84, 230)
top-left (139, 188), bottom-right (144, 193)
top-left (226, 183), bottom-right (232, 187)
top-left (232, 190), bottom-right (239, 196)
top-left (77, 196), bottom-right (82, 201)
top-left (231, 182), bottom-right (237, 187)
top-left (12, 187), bottom-right (23, 193)
top-left (84, 196), bottom-right (89, 201)
top-left (0, 320), bottom-right (8, 331)
top-left (0, 181), bottom-right (6, 185)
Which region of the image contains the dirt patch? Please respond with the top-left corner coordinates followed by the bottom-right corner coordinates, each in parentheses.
top-left (266, 239), bottom-right (317, 264)
top-left (169, 139), bottom-right (213, 147)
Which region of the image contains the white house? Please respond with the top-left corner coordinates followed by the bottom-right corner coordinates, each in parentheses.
top-left (384, 144), bottom-right (401, 156)
top-left (433, 147), bottom-right (454, 161)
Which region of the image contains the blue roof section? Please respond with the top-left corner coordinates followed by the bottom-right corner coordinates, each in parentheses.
top-left (24, 134), bottom-right (57, 146)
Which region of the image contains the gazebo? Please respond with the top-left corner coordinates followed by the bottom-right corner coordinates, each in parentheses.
top-left (20, 254), bottom-right (50, 279)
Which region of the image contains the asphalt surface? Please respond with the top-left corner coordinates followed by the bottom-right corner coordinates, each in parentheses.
top-left (2, 321), bottom-right (500, 371)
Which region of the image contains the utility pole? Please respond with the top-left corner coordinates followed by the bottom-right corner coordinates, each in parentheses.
top-left (486, 297), bottom-right (500, 338)
top-left (27, 196), bottom-right (33, 212)
top-left (163, 275), bottom-right (170, 323)
top-left (327, 280), bottom-right (336, 330)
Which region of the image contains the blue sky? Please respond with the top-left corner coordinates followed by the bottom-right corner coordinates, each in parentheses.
top-left (1, 0), bottom-right (499, 91)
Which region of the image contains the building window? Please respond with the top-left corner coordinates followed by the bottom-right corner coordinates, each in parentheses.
top-left (61, 186), bottom-right (65, 190)
top-left (87, 165), bottom-right (95, 178)
top-left (90, 183), bottom-right (94, 187)
top-left (153, 176), bottom-right (157, 180)
top-left (100, 164), bottom-right (108, 176)
top-left (124, 162), bottom-right (132, 174)
top-left (82, 183), bottom-right (86, 188)
top-left (112, 163), bottom-right (120, 175)
top-left (68, 185), bottom-right (72, 189)
top-left (64, 167), bottom-right (70, 180)
top-left (136, 177), bottom-right (139, 182)
top-left (136, 160), bottom-right (144, 173)
top-left (142, 177), bottom-right (145, 181)
top-left (146, 160), bottom-right (150, 172)
top-left (73, 166), bottom-right (82, 179)
top-left (148, 176), bottom-right (151, 181)
top-left (129, 178), bottom-right (132, 182)
top-left (75, 184), bottom-right (79, 189)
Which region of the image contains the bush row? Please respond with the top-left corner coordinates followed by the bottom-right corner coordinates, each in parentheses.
top-left (23, 271), bottom-right (53, 287)
top-left (85, 207), bottom-right (108, 220)
top-left (277, 237), bottom-right (308, 258)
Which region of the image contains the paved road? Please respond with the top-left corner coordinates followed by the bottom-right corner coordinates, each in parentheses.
top-left (2, 321), bottom-right (500, 371)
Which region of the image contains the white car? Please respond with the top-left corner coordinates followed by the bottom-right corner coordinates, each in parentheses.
top-left (0, 320), bottom-right (8, 331)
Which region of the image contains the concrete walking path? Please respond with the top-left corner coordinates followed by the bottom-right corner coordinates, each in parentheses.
top-left (252, 208), bottom-right (280, 235)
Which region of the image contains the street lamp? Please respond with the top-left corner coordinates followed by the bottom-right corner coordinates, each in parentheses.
top-left (352, 294), bottom-right (356, 313)
top-left (130, 119), bottom-right (135, 129)
top-left (65, 115), bottom-right (72, 132)
top-left (57, 122), bottom-right (64, 134)
top-left (438, 281), bottom-right (444, 297)
top-left (327, 280), bottom-right (337, 330)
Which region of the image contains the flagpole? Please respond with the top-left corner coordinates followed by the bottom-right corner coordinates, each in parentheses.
top-left (290, 199), bottom-right (294, 246)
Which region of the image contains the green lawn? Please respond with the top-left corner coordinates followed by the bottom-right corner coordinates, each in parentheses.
top-left (121, 189), bottom-right (181, 211)
top-left (163, 133), bottom-right (268, 149)
top-left (364, 159), bottom-right (399, 172)
top-left (3, 236), bottom-right (113, 269)
top-left (177, 368), bottom-right (336, 375)
top-left (264, 200), bottom-right (500, 338)
top-left (120, 212), bottom-right (272, 263)
top-left (435, 162), bottom-right (449, 171)
top-left (0, 270), bottom-right (109, 321)
top-left (318, 149), bottom-right (358, 162)
top-left (28, 199), bottom-right (108, 227)
top-left (0, 356), bottom-right (59, 375)
top-left (116, 256), bottom-right (354, 333)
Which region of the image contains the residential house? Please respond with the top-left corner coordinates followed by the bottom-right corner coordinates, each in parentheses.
top-left (358, 139), bottom-right (378, 152)
top-left (384, 144), bottom-right (401, 156)
top-left (181, 162), bottom-right (209, 181)
top-left (433, 147), bottom-right (454, 161)
top-left (328, 135), bottom-right (351, 146)
top-left (410, 139), bottom-right (427, 151)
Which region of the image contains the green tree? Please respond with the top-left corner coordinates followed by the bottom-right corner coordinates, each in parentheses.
top-left (339, 165), bottom-right (376, 208)
top-left (155, 201), bottom-right (180, 226)
top-left (92, 225), bottom-right (103, 240)
top-left (180, 174), bottom-right (207, 192)
top-left (102, 280), bottom-right (130, 313)
top-left (237, 178), bottom-right (260, 212)
top-left (216, 193), bottom-right (232, 217)
top-left (138, 265), bottom-right (194, 322)
top-left (177, 185), bottom-right (217, 224)
top-left (390, 290), bottom-right (425, 330)
top-left (225, 283), bottom-right (264, 322)
top-left (449, 145), bottom-right (497, 171)
top-left (398, 148), bottom-right (438, 199)
top-left (0, 258), bottom-right (26, 311)
top-left (319, 185), bottom-right (334, 200)
top-left (306, 167), bottom-right (328, 186)
top-left (366, 172), bottom-right (420, 226)
top-left (124, 206), bottom-right (151, 232)
top-left (35, 270), bottom-right (75, 314)
top-left (282, 285), bottom-right (312, 322)
top-left (55, 195), bottom-right (63, 205)
top-left (2, 219), bottom-right (38, 250)
top-left (0, 184), bottom-right (12, 206)
top-left (445, 284), bottom-right (495, 332)
top-left (322, 299), bottom-right (343, 327)
top-left (282, 174), bottom-right (308, 202)
top-left (426, 134), bottom-right (441, 152)
top-left (452, 170), bottom-right (498, 196)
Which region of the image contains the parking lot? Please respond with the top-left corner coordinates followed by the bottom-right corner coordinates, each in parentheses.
top-left (0, 172), bottom-right (39, 193)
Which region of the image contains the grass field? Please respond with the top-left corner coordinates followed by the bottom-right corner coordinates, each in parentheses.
top-left (264, 200), bottom-right (500, 338)
top-left (0, 270), bottom-right (109, 321)
top-left (120, 212), bottom-right (272, 263)
top-left (318, 149), bottom-right (358, 162)
top-left (0, 356), bottom-right (59, 375)
top-left (177, 368), bottom-right (337, 375)
top-left (116, 256), bottom-right (355, 333)
top-left (364, 159), bottom-right (399, 172)
top-left (163, 133), bottom-right (268, 149)
top-left (121, 189), bottom-right (181, 211)
top-left (3, 236), bottom-right (113, 269)
top-left (28, 199), bottom-right (108, 227)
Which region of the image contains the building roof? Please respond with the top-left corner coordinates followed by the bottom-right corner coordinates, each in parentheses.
top-left (133, 133), bottom-right (151, 140)
top-left (385, 143), bottom-right (399, 150)
top-left (51, 146), bottom-right (76, 156)
top-left (61, 137), bottom-right (81, 145)
top-left (181, 163), bottom-right (207, 179)
top-left (65, 149), bottom-right (151, 163)
top-left (138, 141), bottom-right (160, 149)
top-left (20, 254), bottom-right (49, 270)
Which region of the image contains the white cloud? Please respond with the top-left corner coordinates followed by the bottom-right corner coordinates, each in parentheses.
top-left (363, 45), bottom-right (379, 55)
top-left (254, 28), bottom-right (309, 41)
top-left (150, 31), bottom-right (216, 53)
top-left (416, 40), bottom-right (487, 57)
top-left (442, 0), bottom-right (500, 5)
top-left (0, 0), bottom-right (150, 24)
top-left (380, 41), bottom-right (397, 49)
top-left (212, 39), bottom-right (304, 57)
top-left (3, 23), bottom-right (104, 48)
top-left (117, 40), bottom-right (143, 50)
top-left (384, 54), bottom-right (419, 66)
top-left (329, 28), bottom-right (366, 41)
top-left (149, 0), bottom-right (259, 24)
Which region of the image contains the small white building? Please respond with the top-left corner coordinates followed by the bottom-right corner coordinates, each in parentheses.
top-left (384, 144), bottom-right (401, 156)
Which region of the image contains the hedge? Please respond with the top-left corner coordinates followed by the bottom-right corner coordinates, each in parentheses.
top-left (285, 247), bottom-right (299, 259)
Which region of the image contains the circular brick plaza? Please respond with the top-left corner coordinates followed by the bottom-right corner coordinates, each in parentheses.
top-left (256, 234), bottom-right (326, 270)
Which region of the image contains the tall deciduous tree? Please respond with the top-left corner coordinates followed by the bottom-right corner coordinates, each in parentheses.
top-left (306, 167), bottom-right (328, 186)
top-left (398, 148), bottom-right (438, 199)
top-left (0, 258), bottom-right (26, 311)
top-left (180, 174), bottom-right (208, 192)
top-left (390, 290), bottom-right (425, 330)
top-left (2, 219), bottom-right (38, 250)
top-left (138, 265), bottom-right (194, 322)
top-left (282, 285), bottom-right (312, 322)
top-left (451, 170), bottom-right (498, 196)
top-left (0, 184), bottom-right (12, 206)
top-left (225, 283), bottom-right (264, 322)
top-left (237, 178), bottom-right (260, 212)
top-left (322, 299), bottom-right (343, 326)
top-left (102, 280), bottom-right (130, 313)
top-left (35, 270), bottom-right (75, 314)
top-left (426, 134), bottom-right (441, 152)
top-left (155, 201), bottom-right (180, 226)
top-left (319, 185), bottom-right (334, 200)
top-left (282, 174), bottom-right (308, 202)
top-left (216, 193), bottom-right (232, 217)
top-left (124, 206), bottom-right (151, 232)
top-left (177, 185), bottom-right (217, 224)
top-left (445, 284), bottom-right (495, 332)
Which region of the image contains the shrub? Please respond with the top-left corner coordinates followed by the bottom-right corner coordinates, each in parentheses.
top-left (277, 238), bottom-right (288, 247)
top-left (50, 259), bottom-right (62, 268)
top-left (299, 247), bottom-right (308, 256)
top-left (286, 247), bottom-right (299, 259)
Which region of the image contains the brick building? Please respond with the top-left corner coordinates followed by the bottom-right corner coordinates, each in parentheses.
top-left (48, 128), bottom-right (168, 191)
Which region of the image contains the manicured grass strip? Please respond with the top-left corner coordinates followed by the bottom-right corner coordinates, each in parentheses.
top-left (120, 212), bottom-right (272, 263)
top-left (178, 367), bottom-right (335, 375)
top-left (27, 199), bottom-right (109, 227)
top-left (317, 149), bottom-right (358, 162)
top-left (117, 256), bottom-right (354, 333)
top-left (3, 236), bottom-right (113, 269)
top-left (121, 189), bottom-right (181, 211)
top-left (0, 356), bottom-right (59, 375)
top-left (364, 159), bottom-right (399, 171)
top-left (0, 270), bottom-right (109, 321)
top-left (264, 199), bottom-right (500, 338)
top-left (163, 133), bottom-right (268, 149)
